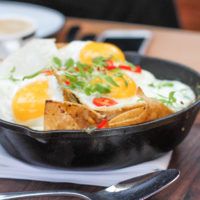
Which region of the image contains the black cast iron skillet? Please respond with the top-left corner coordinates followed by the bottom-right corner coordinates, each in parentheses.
top-left (0, 52), bottom-right (199, 170)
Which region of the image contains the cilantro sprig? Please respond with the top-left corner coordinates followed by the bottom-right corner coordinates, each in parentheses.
top-left (8, 67), bottom-right (20, 82)
top-left (8, 55), bottom-right (135, 96)
top-left (22, 70), bottom-right (42, 80)
top-left (53, 56), bottom-right (62, 68)
top-left (65, 58), bottom-right (74, 68)
top-left (157, 91), bottom-right (177, 106)
top-left (92, 57), bottom-right (107, 68)
top-left (149, 81), bottom-right (174, 89)
top-left (61, 56), bottom-right (129, 96)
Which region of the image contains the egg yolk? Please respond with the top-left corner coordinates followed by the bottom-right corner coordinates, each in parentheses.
top-left (12, 80), bottom-right (49, 122)
top-left (109, 74), bottom-right (137, 99)
top-left (80, 42), bottom-right (125, 65)
top-left (92, 73), bottom-right (137, 99)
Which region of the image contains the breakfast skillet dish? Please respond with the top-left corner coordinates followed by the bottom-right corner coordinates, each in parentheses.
top-left (0, 39), bottom-right (195, 131)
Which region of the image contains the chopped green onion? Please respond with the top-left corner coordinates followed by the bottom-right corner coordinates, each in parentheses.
top-left (148, 83), bottom-right (155, 87)
top-left (160, 82), bottom-right (174, 88)
top-left (75, 81), bottom-right (86, 89)
top-left (65, 58), bottom-right (74, 68)
top-left (53, 57), bottom-right (62, 68)
top-left (157, 91), bottom-right (176, 106)
top-left (8, 67), bottom-right (20, 82)
top-left (9, 75), bottom-right (20, 82)
top-left (169, 91), bottom-right (176, 103)
top-left (65, 72), bottom-right (77, 82)
top-left (77, 62), bottom-right (87, 78)
top-left (84, 86), bottom-right (93, 96)
top-left (114, 72), bottom-right (128, 87)
top-left (94, 83), bottom-right (111, 94)
top-left (149, 82), bottom-right (174, 89)
top-left (22, 70), bottom-right (42, 80)
top-left (103, 75), bottom-right (119, 87)
top-left (10, 67), bottom-right (16, 73)
top-left (92, 56), bottom-right (107, 68)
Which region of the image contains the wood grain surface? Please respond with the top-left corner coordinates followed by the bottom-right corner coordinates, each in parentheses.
top-left (0, 18), bottom-right (199, 200)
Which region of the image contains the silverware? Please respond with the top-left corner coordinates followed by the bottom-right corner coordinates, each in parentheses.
top-left (0, 169), bottom-right (179, 200)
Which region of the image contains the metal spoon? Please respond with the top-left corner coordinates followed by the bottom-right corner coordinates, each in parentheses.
top-left (0, 169), bottom-right (179, 200)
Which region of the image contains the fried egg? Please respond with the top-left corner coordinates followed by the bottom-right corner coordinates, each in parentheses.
top-left (59, 41), bottom-right (195, 112)
top-left (0, 74), bottom-right (63, 130)
top-left (65, 64), bottom-right (194, 112)
top-left (73, 69), bottom-right (157, 110)
top-left (59, 41), bottom-right (125, 64)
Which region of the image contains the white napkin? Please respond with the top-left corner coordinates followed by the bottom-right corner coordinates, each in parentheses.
top-left (0, 144), bottom-right (172, 187)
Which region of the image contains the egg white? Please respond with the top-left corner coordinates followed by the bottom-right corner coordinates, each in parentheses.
top-left (0, 39), bottom-right (59, 78)
top-left (72, 68), bottom-right (195, 112)
top-left (72, 69), bottom-right (154, 110)
top-left (142, 80), bottom-right (196, 111)
top-left (59, 41), bottom-right (90, 62)
top-left (0, 79), bottom-right (17, 123)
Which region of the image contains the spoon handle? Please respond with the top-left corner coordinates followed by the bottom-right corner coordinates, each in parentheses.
top-left (0, 190), bottom-right (91, 200)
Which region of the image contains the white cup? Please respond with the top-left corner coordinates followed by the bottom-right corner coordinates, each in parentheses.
top-left (0, 15), bottom-right (37, 59)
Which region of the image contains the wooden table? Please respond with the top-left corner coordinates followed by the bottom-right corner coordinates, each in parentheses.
top-left (0, 18), bottom-right (199, 200)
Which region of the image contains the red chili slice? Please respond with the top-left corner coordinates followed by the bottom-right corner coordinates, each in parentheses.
top-left (119, 65), bottom-right (132, 71)
top-left (97, 119), bottom-right (108, 129)
top-left (65, 80), bottom-right (71, 85)
top-left (93, 97), bottom-right (117, 107)
top-left (134, 66), bottom-right (142, 73)
top-left (106, 65), bottom-right (116, 70)
top-left (42, 69), bottom-right (53, 76)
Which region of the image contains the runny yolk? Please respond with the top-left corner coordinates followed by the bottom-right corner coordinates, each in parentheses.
top-left (108, 74), bottom-right (137, 99)
top-left (12, 80), bottom-right (49, 122)
top-left (91, 73), bottom-right (137, 99)
top-left (79, 42), bottom-right (125, 65)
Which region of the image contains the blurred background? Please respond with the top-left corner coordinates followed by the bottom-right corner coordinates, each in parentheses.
top-left (5, 0), bottom-right (200, 31)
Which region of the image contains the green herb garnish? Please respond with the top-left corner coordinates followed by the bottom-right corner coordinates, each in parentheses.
top-left (9, 75), bottom-right (20, 82)
top-left (148, 83), bottom-right (155, 87)
top-left (149, 81), bottom-right (174, 89)
top-left (22, 70), bottom-right (42, 80)
top-left (57, 56), bottom-right (133, 95)
top-left (65, 58), bottom-right (74, 68)
top-left (53, 56), bottom-right (62, 68)
top-left (65, 72), bottom-right (77, 82)
top-left (114, 72), bottom-right (128, 87)
top-left (10, 67), bottom-right (16, 73)
top-left (157, 91), bottom-right (176, 106)
top-left (102, 75), bottom-right (119, 87)
top-left (8, 67), bottom-right (20, 82)
top-left (92, 56), bottom-right (107, 68)
top-left (94, 83), bottom-right (111, 94)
